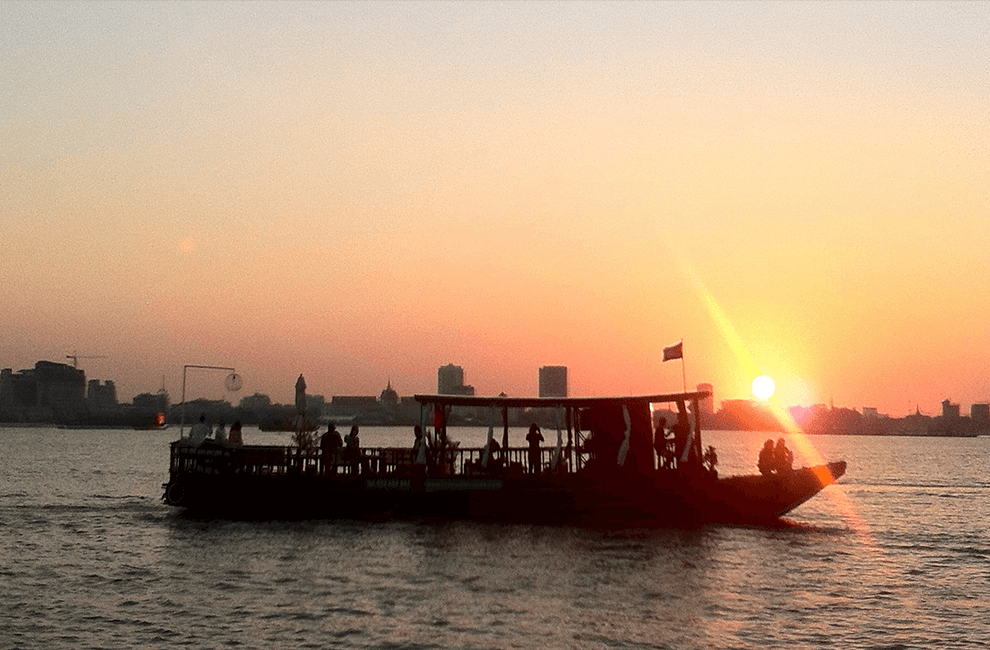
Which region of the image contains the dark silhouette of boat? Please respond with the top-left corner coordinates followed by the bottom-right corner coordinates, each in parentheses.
top-left (162, 391), bottom-right (845, 525)
top-left (132, 412), bottom-right (168, 430)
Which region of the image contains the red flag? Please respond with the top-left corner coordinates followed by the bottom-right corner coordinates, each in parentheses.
top-left (663, 341), bottom-right (683, 362)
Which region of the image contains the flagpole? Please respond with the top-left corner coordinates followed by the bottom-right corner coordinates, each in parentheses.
top-left (663, 339), bottom-right (686, 392)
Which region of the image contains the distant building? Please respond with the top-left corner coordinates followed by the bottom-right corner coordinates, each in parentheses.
top-left (324, 383), bottom-right (418, 425)
top-left (438, 364), bottom-right (462, 394)
top-left (379, 381), bottom-right (399, 406)
top-left (437, 364), bottom-right (475, 396)
top-left (971, 403), bottom-right (989, 423)
top-left (694, 383), bottom-right (715, 428)
top-left (696, 383), bottom-right (714, 416)
top-left (539, 366), bottom-right (568, 398)
top-left (331, 395), bottom-right (379, 411)
top-left (0, 361), bottom-right (87, 423)
top-left (863, 407), bottom-right (879, 418)
top-left (87, 379), bottom-right (118, 412)
top-left (896, 407), bottom-right (932, 436)
top-left (942, 399), bottom-right (960, 419)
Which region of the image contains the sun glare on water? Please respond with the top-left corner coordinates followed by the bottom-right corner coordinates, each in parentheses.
top-left (752, 375), bottom-right (775, 400)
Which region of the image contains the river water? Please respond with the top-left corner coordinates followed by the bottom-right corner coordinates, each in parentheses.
top-left (2, 426), bottom-right (988, 649)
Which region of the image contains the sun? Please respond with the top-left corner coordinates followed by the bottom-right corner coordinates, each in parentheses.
top-left (752, 375), bottom-right (775, 400)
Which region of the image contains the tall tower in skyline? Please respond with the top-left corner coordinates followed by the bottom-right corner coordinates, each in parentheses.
top-left (438, 364), bottom-right (474, 396)
top-left (438, 364), bottom-right (462, 394)
top-left (696, 383), bottom-right (714, 418)
top-left (539, 366), bottom-right (568, 398)
top-left (696, 382), bottom-right (715, 428)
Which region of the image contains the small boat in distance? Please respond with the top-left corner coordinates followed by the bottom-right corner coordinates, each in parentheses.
top-left (162, 390), bottom-right (845, 525)
top-left (133, 412), bottom-right (168, 430)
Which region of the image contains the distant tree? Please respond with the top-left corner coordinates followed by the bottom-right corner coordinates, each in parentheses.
top-left (715, 400), bottom-right (784, 431)
top-left (239, 393), bottom-right (272, 410)
top-left (133, 391), bottom-right (168, 413)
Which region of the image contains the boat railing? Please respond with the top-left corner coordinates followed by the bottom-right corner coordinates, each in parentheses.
top-left (169, 441), bottom-right (573, 479)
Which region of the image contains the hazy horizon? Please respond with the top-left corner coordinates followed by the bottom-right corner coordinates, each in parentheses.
top-left (3, 2), bottom-right (989, 417)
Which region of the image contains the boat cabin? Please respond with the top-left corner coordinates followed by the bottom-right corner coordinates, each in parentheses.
top-left (167, 390), bottom-right (711, 483)
top-left (411, 391), bottom-right (711, 478)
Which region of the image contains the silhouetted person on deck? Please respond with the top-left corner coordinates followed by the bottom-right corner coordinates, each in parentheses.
top-left (703, 445), bottom-right (718, 477)
top-left (228, 420), bottom-right (243, 445)
top-left (321, 423), bottom-right (343, 474)
top-left (654, 417), bottom-right (668, 469)
top-left (344, 426), bottom-right (362, 474)
top-left (412, 425), bottom-right (429, 466)
top-left (214, 419), bottom-right (227, 444)
top-left (774, 438), bottom-right (793, 474)
top-left (189, 414), bottom-right (210, 447)
top-left (483, 437), bottom-right (502, 471)
top-left (526, 423), bottom-right (544, 474)
top-left (758, 439), bottom-right (775, 476)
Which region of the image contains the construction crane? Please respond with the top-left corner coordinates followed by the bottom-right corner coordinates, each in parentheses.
top-left (66, 353), bottom-right (107, 369)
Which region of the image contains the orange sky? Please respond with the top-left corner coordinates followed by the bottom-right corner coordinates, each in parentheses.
top-left (2, 2), bottom-right (989, 416)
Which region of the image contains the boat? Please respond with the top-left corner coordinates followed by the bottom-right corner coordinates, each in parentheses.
top-left (133, 412), bottom-right (169, 430)
top-left (161, 390), bottom-right (846, 525)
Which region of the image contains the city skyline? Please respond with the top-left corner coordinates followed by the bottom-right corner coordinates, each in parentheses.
top-left (3, 3), bottom-right (990, 417)
top-left (2, 356), bottom-right (986, 421)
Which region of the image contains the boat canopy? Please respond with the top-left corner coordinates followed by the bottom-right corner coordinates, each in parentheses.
top-left (414, 391), bottom-right (711, 478)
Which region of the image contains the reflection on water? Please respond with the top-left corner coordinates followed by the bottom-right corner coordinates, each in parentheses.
top-left (2, 427), bottom-right (989, 648)
top-left (156, 517), bottom-right (739, 648)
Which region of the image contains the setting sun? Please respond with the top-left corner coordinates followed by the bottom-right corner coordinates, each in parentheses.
top-left (752, 375), bottom-right (776, 400)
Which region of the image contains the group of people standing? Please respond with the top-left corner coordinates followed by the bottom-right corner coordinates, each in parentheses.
top-left (319, 423), bottom-right (364, 475)
top-left (186, 414), bottom-right (243, 446)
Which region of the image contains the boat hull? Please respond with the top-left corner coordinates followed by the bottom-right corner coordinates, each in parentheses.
top-left (162, 457), bottom-right (846, 526)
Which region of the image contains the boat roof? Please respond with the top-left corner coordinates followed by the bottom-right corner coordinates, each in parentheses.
top-left (413, 391), bottom-right (710, 409)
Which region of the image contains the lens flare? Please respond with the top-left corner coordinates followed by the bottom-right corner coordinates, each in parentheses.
top-left (673, 252), bottom-right (872, 545)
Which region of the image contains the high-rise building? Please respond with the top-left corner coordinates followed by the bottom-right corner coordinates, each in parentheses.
top-left (696, 383), bottom-right (714, 418)
top-left (0, 361), bottom-right (86, 423)
top-left (539, 366), bottom-right (568, 398)
top-left (87, 379), bottom-right (118, 412)
top-left (438, 364), bottom-right (474, 396)
top-left (438, 364), bottom-right (462, 394)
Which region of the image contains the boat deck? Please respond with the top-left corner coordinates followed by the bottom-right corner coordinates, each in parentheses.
top-left (169, 441), bottom-right (573, 479)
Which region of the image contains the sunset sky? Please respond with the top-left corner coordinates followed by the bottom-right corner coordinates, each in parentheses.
top-left (3, 1), bottom-right (988, 416)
